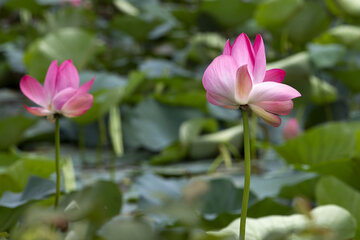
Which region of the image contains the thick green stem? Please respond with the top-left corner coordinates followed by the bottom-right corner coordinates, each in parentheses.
top-left (240, 108), bottom-right (251, 240)
top-left (54, 115), bottom-right (61, 209)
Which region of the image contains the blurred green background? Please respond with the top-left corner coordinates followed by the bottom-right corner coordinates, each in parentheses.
top-left (1, 0), bottom-right (360, 239)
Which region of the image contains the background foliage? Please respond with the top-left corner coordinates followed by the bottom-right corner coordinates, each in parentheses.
top-left (1, 0), bottom-right (360, 239)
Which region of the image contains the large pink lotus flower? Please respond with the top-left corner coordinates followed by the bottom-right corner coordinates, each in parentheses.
top-left (202, 33), bottom-right (301, 127)
top-left (20, 59), bottom-right (94, 120)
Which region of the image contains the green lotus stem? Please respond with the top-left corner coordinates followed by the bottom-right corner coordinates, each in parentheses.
top-left (78, 125), bottom-right (86, 164)
top-left (240, 108), bottom-right (251, 240)
top-left (96, 117), bottom-right (107, 166)
top-left (250, 114), bottom-right (257, 159)
top-left (110, 151), bottom-right (116, 181)
top-left (54, 115), bottom-right (61, 209)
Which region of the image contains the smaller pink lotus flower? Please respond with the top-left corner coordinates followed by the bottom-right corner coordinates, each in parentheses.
top-left (20, 59), bottom-right (94, 120)
top-left (202, 33), bottom-right (301, 127)
top-left (283, 118), bottom-right (300, 140)
top-left (70, 0), bottom-right (81, 6)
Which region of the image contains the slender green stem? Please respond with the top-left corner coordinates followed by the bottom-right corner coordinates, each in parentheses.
top-left (240, 108), bottom-right (251, 240)
top-left (96, 117), bottom-right (107, 166)
top-left (110, 151), bottom-right (116, 181)
top-left (78, 125), bottom-right (86, 164)
top-left (250, 114), bottom-right (257, 159)
top-left (208, 154), bottom-right (223, 173)
top-left (325, 104), bottom-right (333, 121)
top-left (54, 115), bottom-right (61, 209)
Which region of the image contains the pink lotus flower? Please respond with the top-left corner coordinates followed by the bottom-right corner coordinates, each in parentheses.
top-left (70, 0), bottom-right (81, 6)
top-left (20, 59), bottom-right (94, 119)
top-left (283, 118), bottom-right (300, 140)
top-left (202, 33), bottom-right (301, 127)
